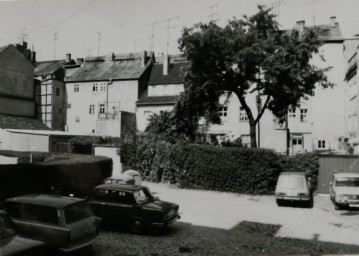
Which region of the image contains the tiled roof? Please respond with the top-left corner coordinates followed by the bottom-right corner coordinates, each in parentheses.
top-left (0, 45), bottom-right (10, 54)
top-left (65, 53), bottom-right (152, 82)
top-left (136, 96), bottom-right (180, 106)
top-left (0, 115), bottom-right (51, 130)
top-left (35, 60), bottom-right (67, 75)
top-left (148, 62), bottom-right (187, 85)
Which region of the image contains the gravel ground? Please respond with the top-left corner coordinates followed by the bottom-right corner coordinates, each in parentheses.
top-left (61, 182), bottom-right (359, 256)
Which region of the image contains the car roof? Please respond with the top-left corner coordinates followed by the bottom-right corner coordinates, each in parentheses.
top-left (279, 172), bottom-right (306, 177)
top-left (5, 194), bottom-right (85, 209)
top-left (95, 184), bottom-right (146, 192)
top-left (333, 172), bottom-right (359, 178)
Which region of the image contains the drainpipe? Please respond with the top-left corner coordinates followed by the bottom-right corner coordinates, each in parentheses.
top-left (107, 79), bottom-right (112, 113)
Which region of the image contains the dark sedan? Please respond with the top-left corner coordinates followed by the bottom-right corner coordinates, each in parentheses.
top-left (0, 210), bottom-right (47, 256)
top-left (88, 184), bottom-right (180, 234)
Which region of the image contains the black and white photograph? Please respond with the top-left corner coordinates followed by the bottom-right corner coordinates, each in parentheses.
top-left (1, 0), bottom-right (359, 255)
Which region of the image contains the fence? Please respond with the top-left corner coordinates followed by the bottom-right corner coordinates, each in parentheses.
top-left (317, 154), bottom-right (359, 193)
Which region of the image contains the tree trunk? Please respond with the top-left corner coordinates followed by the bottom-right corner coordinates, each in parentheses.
top-left (249, 119), bottom-right (257, 148)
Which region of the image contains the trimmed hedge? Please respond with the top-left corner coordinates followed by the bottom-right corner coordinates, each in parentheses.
top-left (118, 134), bottom-right (319, 195)
top-left (0, 151), bottom-right (112, 202)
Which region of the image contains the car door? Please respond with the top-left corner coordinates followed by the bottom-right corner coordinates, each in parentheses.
top-left (103, 190), bottom-right (133, 227)
top-left (88, 189), bottom-right (110, 221)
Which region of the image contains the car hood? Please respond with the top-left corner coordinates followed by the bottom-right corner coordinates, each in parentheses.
top-left (335, 187), bottom-right (359, 195)
top-left (0, 235), bottom-right (45, 256)
top-left (143, 200), bottom-right (178, 211)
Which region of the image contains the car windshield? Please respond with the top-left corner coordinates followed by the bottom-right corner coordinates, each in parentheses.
top-left (336, 177), bottom-right (359, 187)
top-left (0, 214), bottom-right (16, 239)
top-left (64, 202), bottom-right (93, 224)
top-left (133, 188), bottom-right (154, 203)
top-left (278, 175), bottom-right (307, 190)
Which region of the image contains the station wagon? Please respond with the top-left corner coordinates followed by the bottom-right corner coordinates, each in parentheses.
top-left (2, 194), bottom-right (100, 252)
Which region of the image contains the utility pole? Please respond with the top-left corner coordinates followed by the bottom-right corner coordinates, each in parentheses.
top-left (148, 21), bottom-right (160, 52)
top-left (18, 28), bottom-right (28, 44)
top-left (206, 3), bottom-right (219, 23)
top-left (163, 16), bottom-right (178, 56)
top-left (97, 31), bottom-right (101, 56)
top-left (53, 32), bottom-right (58, 60)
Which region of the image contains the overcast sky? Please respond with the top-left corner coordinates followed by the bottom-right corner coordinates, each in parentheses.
top-left (0, 0), bottom-right (358, 61)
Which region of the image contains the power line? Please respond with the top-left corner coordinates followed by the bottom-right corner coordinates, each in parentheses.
top-left (33, 0), bottom-right (97, 42)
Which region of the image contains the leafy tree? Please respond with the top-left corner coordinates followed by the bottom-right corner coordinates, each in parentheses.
top-left (176, 5), bottom-right (333, 147)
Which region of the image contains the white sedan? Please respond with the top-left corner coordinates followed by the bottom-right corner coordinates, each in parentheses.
top-left (329, 172), bottom-right (359, 210)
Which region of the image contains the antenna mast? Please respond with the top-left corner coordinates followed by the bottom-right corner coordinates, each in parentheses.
top-left (97, 31), bottom-right (101, 56)
top-left (53, 32), bottom-right (58, 60)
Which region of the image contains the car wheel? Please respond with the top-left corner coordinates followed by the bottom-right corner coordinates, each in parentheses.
top-left (130, 219), bottom-right (146, 234)
top-left (334, 201), bottom-right (342, 210)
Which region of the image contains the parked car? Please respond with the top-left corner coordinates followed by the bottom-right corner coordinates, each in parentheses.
top-left (104, 170), bottom-right (142, 185)
top-left (329, 172), bottom-right (359, 210)
top-left (0, 210), bottom-right (47, 256)
top-left (2, 194), bottom-right (100, 252)
top-left (88, 184), bottom-right (180, 234)
top-left (275, 172), bottom-right (312, 207)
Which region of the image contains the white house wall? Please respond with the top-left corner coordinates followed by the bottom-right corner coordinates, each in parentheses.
top-left (7, 132), bottom-right (49, 152)
top-left (66, 80), bottom-right (138, 135)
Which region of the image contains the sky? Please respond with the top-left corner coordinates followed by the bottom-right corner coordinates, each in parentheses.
top-left (0, 0), bottom-right (358, 61)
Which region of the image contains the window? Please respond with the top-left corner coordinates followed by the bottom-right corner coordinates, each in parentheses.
top-left (99, 104), bottom-right (105, 114)
top-left (292, 136), bottom-right (303, 146)
top-left (74, 84), bottom-right (79, 92)
top-left (56, 88), bottom-right (60, 96)
top-left (75, 117), bottom-right (80, 122)
top-left (89, 104), bottom-right (95, 114)
top-left (300, 109), bottom-right (308, 122)
top-left (318, 140), bottom-right (326, 149)
top-left (239, 107), bottom-right (248, 121)
top-left (101, 85), bottom-right (106, 91)
top-left (288, 107), bottom-right (296, 118)
top-left (218, 106), bottom-right (228, 119)
top-left (64, 202), bottom-right (92, 224)
top-left (67, 103), bottom-right (71, 108)
top-left (93, 83), bottom-right (98, 92)
top-left (22, 204), bottom-right (59, 225)
top-left (58, 108), bottom-right (62, 114)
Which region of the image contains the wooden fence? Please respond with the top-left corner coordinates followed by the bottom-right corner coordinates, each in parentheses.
top-left (317, 154), bottom-right (359, 194)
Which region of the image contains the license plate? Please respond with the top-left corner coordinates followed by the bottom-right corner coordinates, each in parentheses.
top-left (349, 204), bottom-right (359, 207)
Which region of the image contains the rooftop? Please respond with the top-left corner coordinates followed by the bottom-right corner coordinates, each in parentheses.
top-left (136, 95), bottom-right (180, 106)
top-left (6, 194), bottom-right (85, 209)
top-left (148, 61), bottom-right (187, 85)
top-left (35, 60), bottom-right (67, 76)
top-left (65, 52), bottom-right (153, 82)
top-left (0, 115), bottom-right (51, 130)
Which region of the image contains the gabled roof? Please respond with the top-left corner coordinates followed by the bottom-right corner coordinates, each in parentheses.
top-left (0, 115), bottom-right (51, 130)
top-left (136, 95), bottom-right (180, 106)
top-left (65, 52), bottom-right (153, 82)
top-left (148, 61), bottom-right (187, 85)
top-left (35, 60), bottom-right (67, 76)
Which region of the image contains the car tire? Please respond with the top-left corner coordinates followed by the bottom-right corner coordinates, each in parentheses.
top-left (334, 201), bottom-right (342, 210)
top-left (130, 219), bottom-right (146, 235)
top-left (306, 198), bottom-right (314, 208)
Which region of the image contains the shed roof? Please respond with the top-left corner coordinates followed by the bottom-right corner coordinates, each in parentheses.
top-left (136, 95), bottom-right (179, 106)
top-left (0, 115), bottom-right (51, 130)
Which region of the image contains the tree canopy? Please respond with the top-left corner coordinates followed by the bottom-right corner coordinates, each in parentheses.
top-left (173, 5), bottom-right (333, 147)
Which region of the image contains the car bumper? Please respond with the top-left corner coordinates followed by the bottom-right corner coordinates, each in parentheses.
top-left (335, 199), bottom-right (359, 207)
top-left (276, 196), bottom-right (310, 201)
top-left (60, 232), bottom-right (99, 252)
top-left (152, 215), bottom-right (180, 227)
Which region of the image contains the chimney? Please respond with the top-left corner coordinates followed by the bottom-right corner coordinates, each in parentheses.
top-left (105, 52), bottom-right (114, 62)
top-left (141, 51), bottom-right (147, 67)
top-left (22, 41), bottom-right (28, 49)
top-left (296, 20), bottom-right (305, 32)
top-left (163, 54), bottom-right (170, 76)
top-left (31, 51), bottom-right (36, 63)
top-left (66, 53), bottom-right (71, 62)
top-left (330, 16), bottom-right (337, 27)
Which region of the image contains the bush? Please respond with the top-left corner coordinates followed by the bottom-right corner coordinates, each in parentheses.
top-left (118, 135), bottom-right (319, 195)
